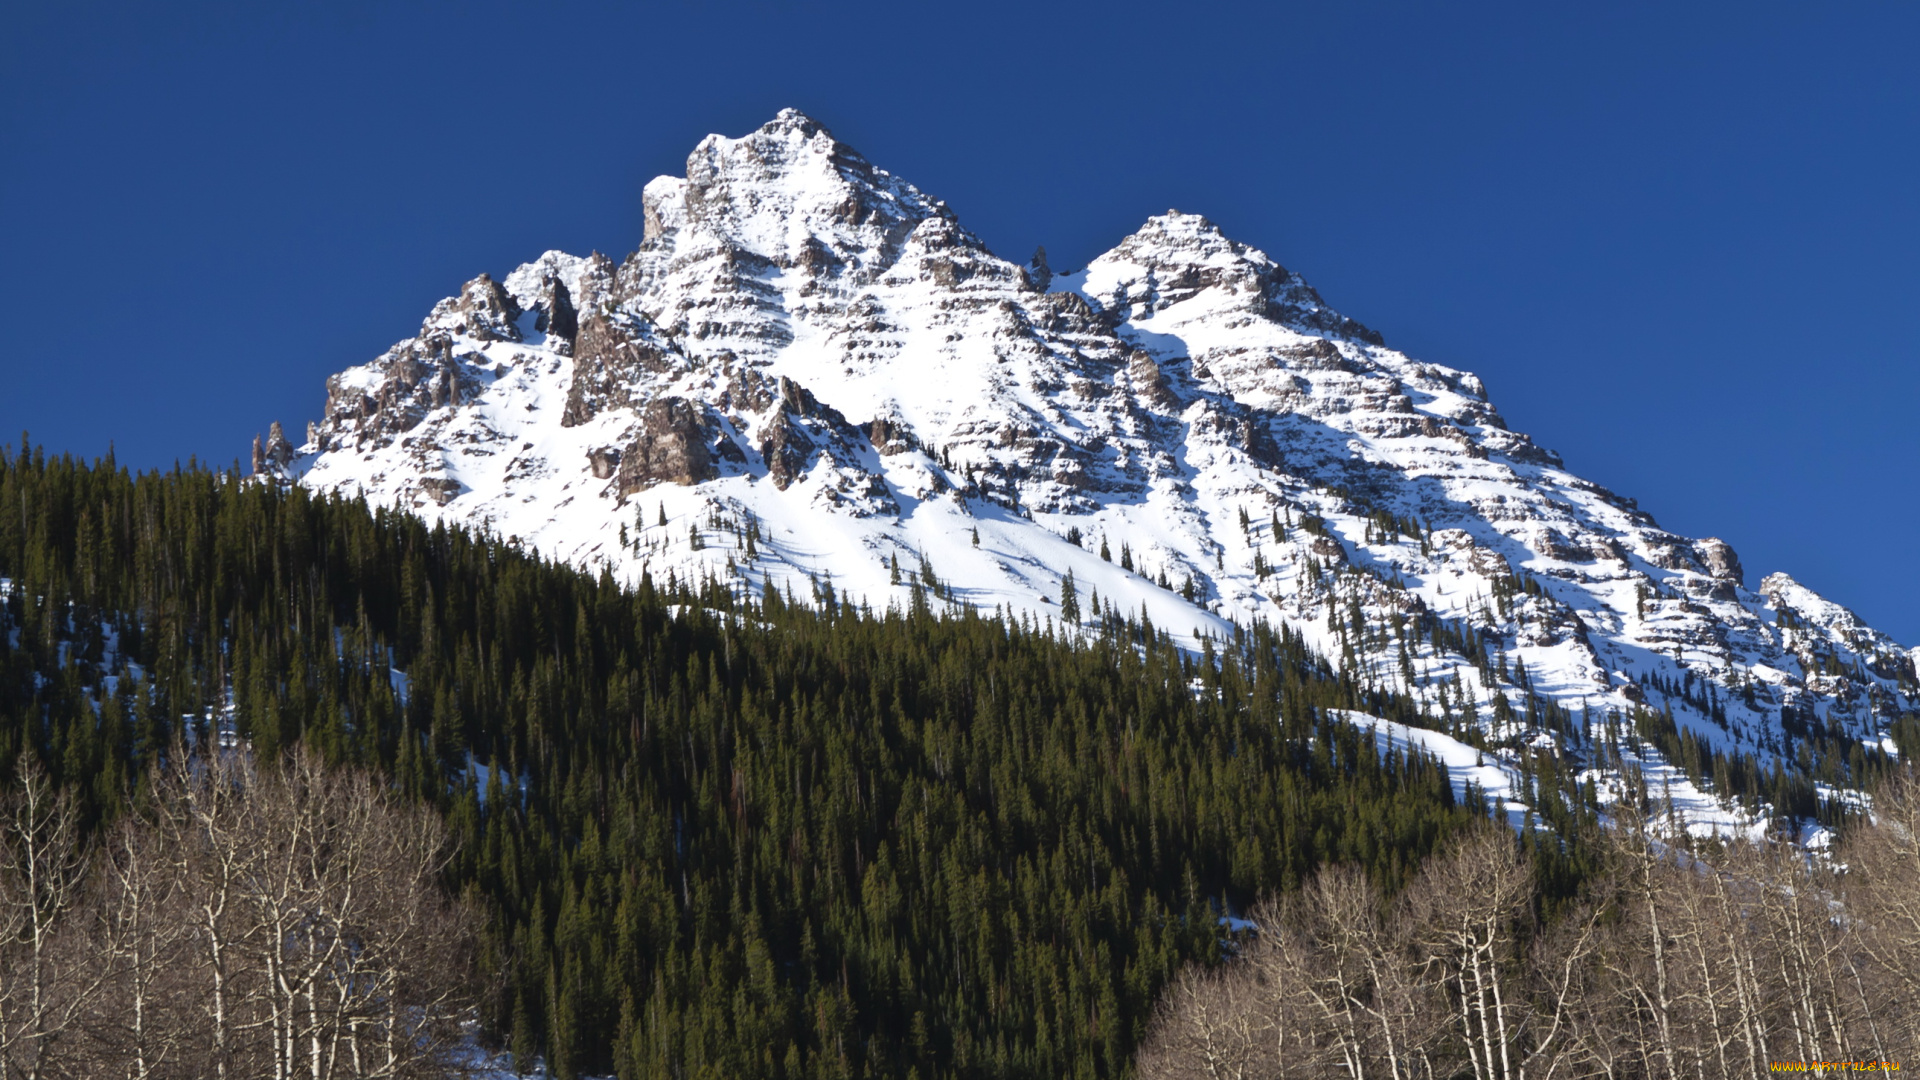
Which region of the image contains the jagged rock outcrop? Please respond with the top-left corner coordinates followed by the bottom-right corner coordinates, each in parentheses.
top-left (534, 273), bottom-right (577, 344)
top-left (587, 446), bottom-right (621, 480)
top-left (414, 476), bottom-right (462, 507)
top-left (1084, 211), bottom-right (1384, 345)
top-left (562, 310), bottom-right (675, 427)
top-left (866, 414), bottom-right (916, 456)
top-left (1027, 245), bottom-right (1052, 292)
top-left (318, 284), bottom-right (501, 445)
top-left (1696, 537), bottom-right (1744, 586)
top-left (436, 274), bottom-right (521, 343)
top-left (251, 420), bottom-right (296, 475)
top-left (1127, 351), bottom-right (1179, 411)
top-left (616, 398), bottom-right (716, 495)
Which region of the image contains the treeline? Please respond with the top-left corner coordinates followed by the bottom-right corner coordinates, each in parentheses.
top-left (1137, 773), bottom-right (1920, 1078)
top-left (0, 444), bottom-right (1492, 1078)
top-left (1618, 699), bottom-right (1891, 833)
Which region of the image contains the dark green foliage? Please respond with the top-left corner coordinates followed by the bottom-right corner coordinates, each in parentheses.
top-left (0, 444), bottom-right (1483, 1079)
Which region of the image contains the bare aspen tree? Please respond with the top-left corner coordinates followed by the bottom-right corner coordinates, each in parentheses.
top-left (1242, 905), bottom-right (1349, 1080)
top-left (1137, 870), bottom-right (1416, 1080)
top-left (1626, 835), bottom-right (1761, 1079)
top-left (88, 817), bottom-right (192, 1079)
top-left (163, 749), bottom-right (262, 1080)
top-left (1535, 900), bottom-right (1630, 1080)
top-left (233, 750), bottom-right (476, 1080)
top-left (1596, 817), bottom-right (1685, 1077)
top-left (1699, 842), bottom-right (1773, 1077)
top-left (1746, 840), bottom-right (1842, 1064)
top-left (1296, 863), bottom-right (1452, 1080)
top-left (1259, 897), bottom-right (1376, 1079)
top-left (1401, 828), bottom-right (1533, 1080)
top-left (1838, 767), bottom-right (1920, 1054)
top-left (0, 747), bottom-right (477, 1079)
top-left (1133, 960), bottom-right (1274, 1080)
top-left (160, 747), bottom-right (477, 1080)
top-left (1141, 799), bottom-right (1920, 1080)
top-left (0, 755), bottom-right (102, 1080)
top-left (1506, 890), bottom-right (1599, 1080)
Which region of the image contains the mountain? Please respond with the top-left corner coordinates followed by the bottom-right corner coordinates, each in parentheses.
top-left (267, 109), bottom-right (1917, 833)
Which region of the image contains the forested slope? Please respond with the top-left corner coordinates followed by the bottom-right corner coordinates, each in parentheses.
top-left (0, 444), bottom-right (1504, 1078)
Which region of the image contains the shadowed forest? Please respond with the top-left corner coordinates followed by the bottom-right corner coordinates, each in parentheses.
top-left (0, 445), bottom-right (1911, 1078)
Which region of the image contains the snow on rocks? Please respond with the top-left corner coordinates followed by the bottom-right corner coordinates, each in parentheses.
top-left (268, 110), bottom-right (1915, 835)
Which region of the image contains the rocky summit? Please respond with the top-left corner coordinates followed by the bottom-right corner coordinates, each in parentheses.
top-left (270, 109), bottom-right (1916, 836)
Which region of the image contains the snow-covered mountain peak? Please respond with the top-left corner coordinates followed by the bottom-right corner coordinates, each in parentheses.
top-left (501, 250), bottom-right (593, 307)
top-left (1075, 209), bottom-right (1383, 347)
top-left (644, 107), bottom-right (956, 273)
top-left (275, 111), bottom-right (1917, 842)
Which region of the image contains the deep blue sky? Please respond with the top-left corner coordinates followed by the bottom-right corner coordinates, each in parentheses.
top-left (3, 2), bottom-right (1915, 639)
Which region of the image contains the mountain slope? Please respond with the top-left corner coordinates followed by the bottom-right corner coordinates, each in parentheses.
top-left (271, 109), bottom-right (1917, 832)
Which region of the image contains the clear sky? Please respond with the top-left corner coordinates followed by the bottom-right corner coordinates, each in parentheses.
top-left (3, 1), bottom-right (1915, 640)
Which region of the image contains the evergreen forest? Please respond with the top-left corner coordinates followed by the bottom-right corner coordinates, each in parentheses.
top-left (0, 444), bottom-right (1506, 1078)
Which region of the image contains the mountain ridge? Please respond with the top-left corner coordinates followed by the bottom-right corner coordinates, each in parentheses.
top-left (263, 108), bottom-right (1917, 836)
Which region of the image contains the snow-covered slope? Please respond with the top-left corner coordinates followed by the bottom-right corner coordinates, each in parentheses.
top-left (266, 109), bottom-right (1916, 831)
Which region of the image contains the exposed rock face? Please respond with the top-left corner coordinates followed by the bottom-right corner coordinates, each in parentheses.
top-left (320, 324), bottom-right (484, 444)
top-left (252, 421), bottom-right (296, 476)
top-left (587, 447), bottom-right (621, 480)
top-left (1696, 537), bottom-right (1744, 586)
top-left (415, 476), bottom-right (462, 507)
top-left (749, 376), bottom-right (889, 510)
top-left (562, 310), bottom-right (674, 427)
top-left (439, 274), bottom-right (521, 343)
top-left (758, 411), bottom-right (811, 490)
top-left (1127, 351), bottom-right (1179, 411)
top-left (264, 421), bottom-right (294, 469)
top-left (867, 415), bottom-right (915, 456)
top-left (284, 111), bottom-right (1917, 829)
top-left (1027, 245), bottom-right (1052, 292)
top-left (535, 273), bottom-right (577, 344)
top-left (616, 398), bottom-right (715, 495)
